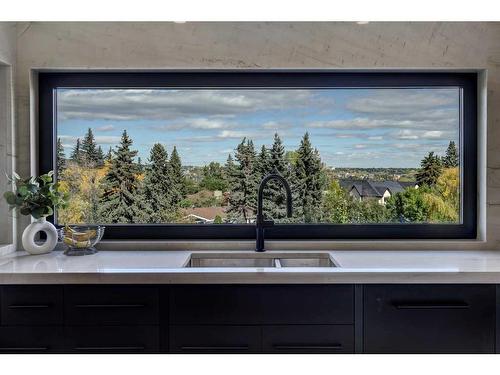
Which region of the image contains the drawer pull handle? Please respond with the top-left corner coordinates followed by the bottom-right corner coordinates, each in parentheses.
top-left (393, 302), bottom-right (470, 309)
top-left (74, 346), bottom-right (145, 351)
top-left (75, 304), bottom-right (146, 308)
top-left (0, 347), bottom-right (49, 351)
top-left (273, 344), bottom-right (343, 350)
top-left (8, 304), bottom-right (50, 309)
top-left (181, 346), bottom-right (249, 351)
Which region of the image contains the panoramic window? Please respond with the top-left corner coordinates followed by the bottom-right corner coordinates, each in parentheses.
top-left (39, 72), bottom-right (477, 239)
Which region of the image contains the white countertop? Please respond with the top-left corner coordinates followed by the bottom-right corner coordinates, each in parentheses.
top-left (1, 250), bottom-right (500, 284)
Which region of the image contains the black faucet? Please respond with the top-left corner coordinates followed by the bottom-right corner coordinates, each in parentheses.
top-left (255, 172), bottom-right (293, 252)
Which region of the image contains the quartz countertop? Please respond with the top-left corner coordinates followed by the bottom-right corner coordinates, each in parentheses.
top-left (1, 249), bottom-right (500, 284)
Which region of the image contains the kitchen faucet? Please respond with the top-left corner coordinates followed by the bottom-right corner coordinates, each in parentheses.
top-left (255, 172), bottom-right (293, 252)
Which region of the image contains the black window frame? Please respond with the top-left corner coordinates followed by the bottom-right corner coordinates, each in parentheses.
top-left (38, 70), bottom-right (478, 240)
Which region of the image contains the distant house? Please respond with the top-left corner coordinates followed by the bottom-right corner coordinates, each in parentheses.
top-left (339, 180), bottom-right (418, 205)
top-left (182, 207), bottom-right (227, 224)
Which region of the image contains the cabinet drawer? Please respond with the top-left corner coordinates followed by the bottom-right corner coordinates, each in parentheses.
top-left (170, 325), bottom-right (261, 353)
top-left (260, 285), bottom-right (353, 324)
top-left (65, 286), bottom-right (159, 325)
top-left (0, 326), bottom-right (64, 353)
top-left (170, 285), bottom-right (261, 325)
top-left (65, 326), bottom-right (159, 353)
top-left (170, 285), bottom-right (353, 325)
top-left (262, 325), bottom-right (354, 353)
top-left (364, 285), bottom-right (496, 353)
top-left (1, 286), bottom-right (63, 326)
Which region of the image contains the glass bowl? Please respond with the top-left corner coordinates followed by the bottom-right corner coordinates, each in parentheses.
top-left (58, 225), bottom-right (105, 256)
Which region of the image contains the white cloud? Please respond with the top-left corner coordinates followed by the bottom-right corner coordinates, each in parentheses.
top-left (422, 130), bottom-right (444, 139)
top-left (59, 134), bottom-right (121, 145)
top-left (57, 89), bottom-right (317, 121)
top-left (95, 124), bottom-right (116, 132)
top-left (346, 89), bottom-right (457, 115)
top-left (394, 130), bottom-right (419, 140)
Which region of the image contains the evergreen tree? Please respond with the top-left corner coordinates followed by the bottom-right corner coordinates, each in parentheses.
top-left (56, 137), bottom-right (66, 176)
top-left (267, 133), bottom-right (293, 221)
top-left (416, 151), bottom-right (443, 187)
top-left (443, 141), bottom-right (459, 168)
top-left (106, 147), bottom-right (113, 163)
top-left (96, 146), bottom-right (105, 167)
top-left (70, 138), bottom-right (83, 164)
top-left (257, 145), bottom-right (272, 177)
top-left (137, 157), bottom-right (143, 173)
top-left (142, 143), bottom-right (175, 223)
top-left (256, 144), bottom-right (273, 218)
top-left (169, 146), bottom-right (185, 207)
top-left (81, 128), bottom-right (100, 166)
top-left (293, 132), bottom-right (325, 223)
top-left (98, 130), bottom-right (141, 223)
top-left (226, 138), bottom-right (259, 223)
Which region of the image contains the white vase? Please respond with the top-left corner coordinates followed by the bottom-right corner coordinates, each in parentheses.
top-left (22, 217), bottom-right (58, 255)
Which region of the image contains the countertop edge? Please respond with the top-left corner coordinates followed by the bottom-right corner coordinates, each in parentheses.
top-left (0, 271), bottom-right (499, 284)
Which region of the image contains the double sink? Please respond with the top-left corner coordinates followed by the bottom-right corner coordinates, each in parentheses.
top-left (186, 252), bottom-right (338, 268)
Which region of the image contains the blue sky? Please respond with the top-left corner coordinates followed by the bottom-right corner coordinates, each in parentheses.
top-left (57, 88), bottom-right (460, 168)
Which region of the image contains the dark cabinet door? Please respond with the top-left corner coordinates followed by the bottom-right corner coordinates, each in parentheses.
top-left (170, 325), bottom-right (261, 353)
top-left (0, 327), bottom-right (64, 353)
top-left (1, 286), bottom-right (63, 326)
top-left (65, 326), bottom-right (159, 353)
top-left (262, 325), bottom-right (354, 353)
top-left (65, 285), bottom-right (159, 325)
top-left (364, 285), bottom-right (496, 353)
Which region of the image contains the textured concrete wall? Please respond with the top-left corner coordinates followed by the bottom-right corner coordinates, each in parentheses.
top-left (12, 22), bottom-right (500, 249)
top-left (0, 22), bottom-right (16, 250)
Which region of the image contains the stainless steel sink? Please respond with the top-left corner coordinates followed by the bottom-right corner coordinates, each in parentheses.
top-left (186, 252), bottom-right (337, 268)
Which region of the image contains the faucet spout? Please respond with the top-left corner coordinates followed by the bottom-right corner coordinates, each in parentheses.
top-left (255, 172), bottom-right (293, 252)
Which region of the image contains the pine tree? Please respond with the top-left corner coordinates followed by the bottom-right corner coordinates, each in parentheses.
top-left (142, 143), bottom-right (175, 223)
top-left (443, 141), bottom-right (459, 168)
top-left (257, 145), bottom-right (272, 177)
top-left (169, 146), bottom-right (185, 207)
top-left (56, 137), bottom-right (66, 176)
top-left (106, 147), bottom-right (113, 163)
top-left (96, 146), bottom-right (105, 167)
top-left (137, 157), bottom-right (143, 173)
top-left (293, 132), bottom-right (325, 223)
top-left (269, 133), bottom-right (294, 220)
top-left (98, 130), bottom-right (141, 223)
top-left (70, 138), bottom-right (83, 164)
top-left (416, 151), bottom-right (443, 187)
top-left (81, 128), bottom-right (100, 166)
top-left (226, 138), bottom-right (259, 223)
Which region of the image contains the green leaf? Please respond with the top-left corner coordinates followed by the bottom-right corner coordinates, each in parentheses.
top-left (3, 191), bottom-right (16, 205)
top-left (17, 185), bottom-right (29, 196)
top-left (20, 206), bottom-right (31, 216)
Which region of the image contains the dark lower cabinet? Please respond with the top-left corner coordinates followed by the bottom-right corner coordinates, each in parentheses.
top-left (262, 325), bottom-right (354, 353)
top-left (0, 327), bottom-right (64, 353)
top-left (0, 283), bottom-right (497, 354)
top-left (170, 325), bottom-right (261, 353)
top-left (65, 326), bottom-right (160, 353)
top-left (364, 285), bottom-right (496, 353)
